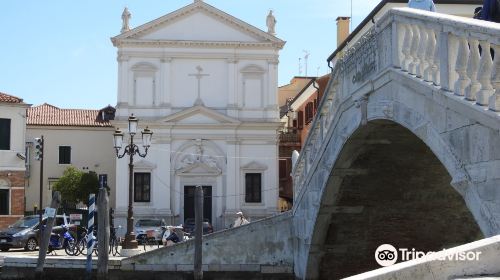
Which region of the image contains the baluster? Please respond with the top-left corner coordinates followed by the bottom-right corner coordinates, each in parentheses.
top-left (408, 25), bottom-right (421, 75)
top-left (465, 39), bottom-right (481, 101)
top-left (489, 44), bottom-right (500, 111)
top-left (416, 26), bottom-right (428, 78)
top-left (476, 41), bottom-right (494, 105)
top-left (393, 22), bottom-right (406, 69)
top-left (454, 36), bottom-right (470, 96)
top-left (432, 30), bottom-right (441, 86)
top-left (401, 24), bottom-right (413, 72)
top-left (423, 28), bottom-right (437, 82)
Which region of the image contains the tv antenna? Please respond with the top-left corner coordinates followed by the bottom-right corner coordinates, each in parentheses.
top-left (298, 57), bottom-right (303, 76)
top-left (303, 50), bottom-right (310, 76)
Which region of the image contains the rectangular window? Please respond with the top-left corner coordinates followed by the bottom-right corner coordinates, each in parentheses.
top-left (59, 146), bottom-right (71, 164)
top-left (134, 172), bottom-right (151, 202)
top-left (98, 174), bottom-right (108, 188)
top-left (279, 160), bottom-right (288, 179)
top-left (245, 173), bottom-right (262, 203)
top-left (297, 111), bottom-right (304, 129)
top-left (0, 118), bottom-right (11, 150)
top-left (0, 189), bottom-right (9, 215)
top-left (305, 102), bottom-right (314, 124)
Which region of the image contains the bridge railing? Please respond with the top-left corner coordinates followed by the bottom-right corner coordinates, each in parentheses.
top-left (390, 8), bottom-right (500, 110)
top-left (292, 7), bottom-right (500, 206)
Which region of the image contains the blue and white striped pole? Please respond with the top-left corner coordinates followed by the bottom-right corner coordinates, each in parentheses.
top-left (86, 194), bottom-right (95, 276)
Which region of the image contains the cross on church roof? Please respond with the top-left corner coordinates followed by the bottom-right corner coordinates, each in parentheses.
top-left (188, 66), bottom-right (210, 106)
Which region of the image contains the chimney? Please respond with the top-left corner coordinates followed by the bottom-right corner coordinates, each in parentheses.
top-left (336, 16), bottom-right (350, 47)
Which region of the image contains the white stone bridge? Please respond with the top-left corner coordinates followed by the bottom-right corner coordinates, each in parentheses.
top-left (291, 7), bottom-right (500, 279)
top-left (7, 7), bottom-right (497, 280)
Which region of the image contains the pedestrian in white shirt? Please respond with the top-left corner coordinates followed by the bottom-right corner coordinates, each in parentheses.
top-left (408, 0), bottom-right (436, 12)
top-left (233, 211), bottom-right (249, 227)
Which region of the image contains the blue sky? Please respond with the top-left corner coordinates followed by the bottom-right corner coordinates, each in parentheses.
top-left (0, 0), bottom-right (382, 109)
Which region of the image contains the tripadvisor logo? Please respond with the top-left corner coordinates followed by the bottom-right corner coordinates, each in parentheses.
top-left (374, 244), bottom-right (482, 267)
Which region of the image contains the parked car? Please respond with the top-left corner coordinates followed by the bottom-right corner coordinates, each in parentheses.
top-left (183, 218), bottom-right (213, 235)
top-left (134, 218), bottom-right (166, 244)
top-left (0, 214), bottom-right (83, 252)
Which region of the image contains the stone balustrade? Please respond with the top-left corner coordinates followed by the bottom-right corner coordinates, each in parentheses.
top-left (292, 7), bottom-right (500, 207)
top-left (391, 8), bottom-right (500, 110)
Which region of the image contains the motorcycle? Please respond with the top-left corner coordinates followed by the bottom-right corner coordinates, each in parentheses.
top-left (47, 225), bottom-right (77, 255)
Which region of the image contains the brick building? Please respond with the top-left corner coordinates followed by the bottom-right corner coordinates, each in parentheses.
top-left (0, 92), bottom-right (30, 229)
top-left (277, 75), bottom-right (330, 210)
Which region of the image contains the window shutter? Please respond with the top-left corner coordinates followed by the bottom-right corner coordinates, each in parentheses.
top-left (0, 118), bottom-right (11, 150)
top-left (59, 146), bottom-right (71, 164)
top-left (279, 160), bottom-right (287, 179)
top-left (298, 111), bottom-right (304, 129)
top-left (305, 102), bottom-right (314, 124)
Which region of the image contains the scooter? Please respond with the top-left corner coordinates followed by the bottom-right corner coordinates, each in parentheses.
top-left (47, 225), bottom-right (76, 255)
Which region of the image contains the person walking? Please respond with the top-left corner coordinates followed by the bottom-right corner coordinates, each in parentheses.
top-left (233, 211), bottom-right (249, 227)
top-left (408, 0), bottom-right (436, 12)
top-left (481, 0), bottom-right (500, 22)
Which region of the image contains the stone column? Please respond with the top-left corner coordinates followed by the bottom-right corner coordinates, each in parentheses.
top-left (227, 58), bottom-right (238, 118)
top-left (160, 57), bottom-right (173, 109)
top-left (225, 139), bottom-right (238, 211)
top-left (117, 54), bottom-right (130, 110)
top-left (267, 58), bottom-right (279, 119)
top-left (155, 142), bottom-right (173, 219)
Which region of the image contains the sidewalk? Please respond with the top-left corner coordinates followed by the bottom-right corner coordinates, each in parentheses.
top-left (0, 245), bottom-right (159, 269)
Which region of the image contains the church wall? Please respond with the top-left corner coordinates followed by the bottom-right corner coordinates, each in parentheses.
top-left (116, 48), bottom-right (279, 122)
top-left (170, 58), bottom-right (228, 108)
top-left (238, 142), bottom-right (279, 220)
top-left (113, 1), bottom-right (283, 233)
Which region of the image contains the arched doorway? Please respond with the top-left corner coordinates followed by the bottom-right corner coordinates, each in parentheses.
top-left (316, 120), bottom-right (483, 279)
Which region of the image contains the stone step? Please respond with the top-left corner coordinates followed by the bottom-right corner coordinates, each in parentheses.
top-left (453, 277), bottom-right (500, 280)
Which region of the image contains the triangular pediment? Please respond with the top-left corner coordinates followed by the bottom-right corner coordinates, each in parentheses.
top-left (111, 1), bottom-right (285, 48)
top-left (160, 106), bottom-right (240, 125)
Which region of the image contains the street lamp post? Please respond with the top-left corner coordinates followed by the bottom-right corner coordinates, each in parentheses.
top-left (113, 115), bottom-right (153, 249)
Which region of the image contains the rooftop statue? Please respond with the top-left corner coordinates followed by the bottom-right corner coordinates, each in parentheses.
top-left (266, 10), bottom-right (276, 35)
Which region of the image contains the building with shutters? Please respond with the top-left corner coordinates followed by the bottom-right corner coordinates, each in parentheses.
top-left (25, 104), bottom-right (117, 213)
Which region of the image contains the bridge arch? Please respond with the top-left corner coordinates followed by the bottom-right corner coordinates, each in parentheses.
top-left (307, 118), bottom-right (483, 279)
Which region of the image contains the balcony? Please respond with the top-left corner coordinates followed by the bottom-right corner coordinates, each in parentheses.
top-left (279, 128), bottom-right (301, 144)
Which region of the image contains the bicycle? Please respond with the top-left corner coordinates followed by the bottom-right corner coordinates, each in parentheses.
top-left (77, 229), bottom-right (98, 256)
top-left (143, 229), bottom-right (161, 251)
top-left (109, 226), bottom-right (121, 256)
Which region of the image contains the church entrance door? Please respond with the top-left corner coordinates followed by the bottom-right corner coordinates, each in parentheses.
top-left (184, 186), bottom-right (212, 224)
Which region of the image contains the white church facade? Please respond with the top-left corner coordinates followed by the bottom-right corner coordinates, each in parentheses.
top-left (111, 0), bottom-right (285, 230)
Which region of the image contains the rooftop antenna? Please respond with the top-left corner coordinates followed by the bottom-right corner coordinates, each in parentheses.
top-left (350, 0), bottom-right (353, 32)
top-left (298, 58), bottom-right (303, 76)
top-left (303, 50), bottom-right (310, 76)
